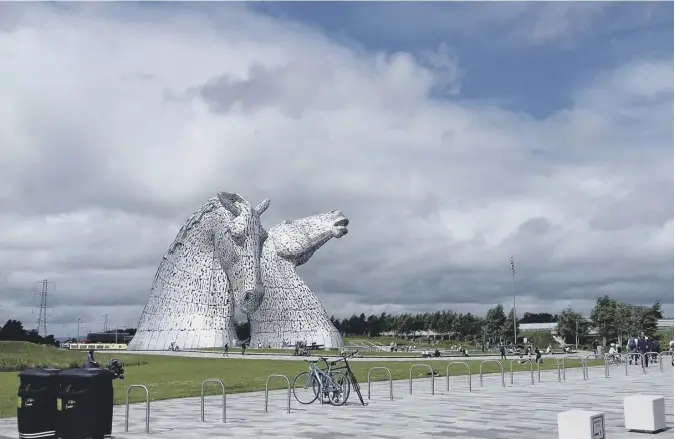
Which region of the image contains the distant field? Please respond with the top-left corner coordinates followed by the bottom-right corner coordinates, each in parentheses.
top-left (0, 341), bottom-right (597, 418)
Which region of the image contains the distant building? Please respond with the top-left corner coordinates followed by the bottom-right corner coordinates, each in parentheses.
top-left (519, 319), bottom-right (674, 334)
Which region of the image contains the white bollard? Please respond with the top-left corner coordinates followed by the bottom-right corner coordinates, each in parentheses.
top-left (624, 395), bottom-right (667, 433)
top-left (557, 410), bottom-right (605, 439)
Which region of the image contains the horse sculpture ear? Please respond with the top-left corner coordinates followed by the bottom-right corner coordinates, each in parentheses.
top-left (217, 192), bottom-right (245, 217)
top-left (254, 198), bottom-right (271, 216)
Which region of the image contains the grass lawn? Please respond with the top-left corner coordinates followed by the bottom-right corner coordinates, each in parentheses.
top-left (0, 341), bottom-right (598, 418)
top-left (192, 346), bottom-right (497, 358)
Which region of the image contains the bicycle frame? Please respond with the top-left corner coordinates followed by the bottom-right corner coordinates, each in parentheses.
top-left (308, 362), bottom-right (341, 394)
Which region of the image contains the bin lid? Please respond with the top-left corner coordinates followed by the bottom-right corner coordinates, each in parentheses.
top-left (58, 367), bottom-right (114, 380)
top-left (18, 368), bottom-right (61, 379)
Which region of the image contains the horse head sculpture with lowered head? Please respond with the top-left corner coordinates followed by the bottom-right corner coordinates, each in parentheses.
top-left (215, 192), bottom-right (271, 313)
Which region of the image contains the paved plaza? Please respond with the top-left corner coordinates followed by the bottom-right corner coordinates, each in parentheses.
top-left (1, 365), bottom-right (672, 438)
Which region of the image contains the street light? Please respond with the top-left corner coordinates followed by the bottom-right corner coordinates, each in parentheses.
top-left (509, 256), bottom-right (517, 345)
top-left (77, 317), bottom-right (81, 343)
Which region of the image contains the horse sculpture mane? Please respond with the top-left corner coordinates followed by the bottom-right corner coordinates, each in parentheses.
top-left (166, 199), bottom-right (218, 255)
top-left (128, 192), bottom-right (269, 351)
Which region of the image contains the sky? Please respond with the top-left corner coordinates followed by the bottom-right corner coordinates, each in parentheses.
top-left (0, 2), bottom-right (673, 338)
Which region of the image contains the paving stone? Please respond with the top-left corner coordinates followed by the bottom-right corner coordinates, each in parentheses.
top-left (0, 366), bottom-right (672, 439)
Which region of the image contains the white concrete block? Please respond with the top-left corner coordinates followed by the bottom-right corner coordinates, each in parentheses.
top-left (557, 410), bottom-right (606, 439)
top-left (624, 394), bottom-right (667, 433)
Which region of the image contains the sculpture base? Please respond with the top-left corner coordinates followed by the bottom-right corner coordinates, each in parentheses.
top-left (128, 328), bottom-right (238, 351)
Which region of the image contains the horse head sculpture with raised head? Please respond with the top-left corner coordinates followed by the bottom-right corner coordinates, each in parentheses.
top-left (267, 209), bottom-right (349, 267)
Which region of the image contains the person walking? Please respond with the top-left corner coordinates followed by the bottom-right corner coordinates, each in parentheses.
top-left (637, 332), bottom-right (649, 368)
top-left (534, 346), bottom-right (542, 364)
top-left (499, 344), bottom-right (507, 360)
top-left (627, 336), bottom-right (637, 365)
top-left (223, 342), bottom-right (229, 357)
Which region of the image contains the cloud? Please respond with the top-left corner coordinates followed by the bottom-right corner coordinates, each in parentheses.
top-left (0, 3), bottom-right (672, 337)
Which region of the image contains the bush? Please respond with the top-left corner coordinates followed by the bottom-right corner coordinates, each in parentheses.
top-left (0, 341), bottom-right (146, 372)
top-left (519, 331), bottom-right (557, 349)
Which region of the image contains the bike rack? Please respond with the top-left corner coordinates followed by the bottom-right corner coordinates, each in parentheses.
top-left (623, 353), bottom-right (646, 376)
top-left (479, 360), bottom-right (505, 388)
top-left (562, 355), bottom-right (586, 381)
top-left (200, 379), bottom-right (226, 423)
top-left (584, 354), bottom-right (608, 379)
top-left (367, 367), bottom-right (393, 400)
top-left (645, 351), bottom-right (659, 370)
top-left (657, 352), bottom-right (671, 372)
top-left (509, 359), bottom-right (534, 385)
top-left (265, 374), bottom-right (291, 414)
top-left (125, 384), bottom-right (150, 434)
top-left (445, 361), bottom-right (471, 392)
top-left (409, 364), bottom-right (434, 395)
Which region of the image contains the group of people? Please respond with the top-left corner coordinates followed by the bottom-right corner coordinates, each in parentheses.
top-left (498, 344), bottom-right (544, 363)
top-left (602, 333), bottom-right (673, 367)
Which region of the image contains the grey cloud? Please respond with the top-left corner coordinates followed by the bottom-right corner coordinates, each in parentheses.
top-left (200, 64), bottom-right (288, 114)
top-left (590, 182), bottom-right (674, 231)
top-left (0, 3), bottom-right (672, 340)
top-left (516, 217), bottom-right (554, 235)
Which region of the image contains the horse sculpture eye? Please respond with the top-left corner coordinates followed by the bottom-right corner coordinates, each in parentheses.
top-left (232, 233), bottom-right (246, 247)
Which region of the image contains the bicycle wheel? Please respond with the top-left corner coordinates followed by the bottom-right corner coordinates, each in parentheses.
top-left (330, 371), bottom-right (350, 402)
top-left (292, 372), bottom-right (320, 405)
top-left (326, 372), bottom-right (349, 406)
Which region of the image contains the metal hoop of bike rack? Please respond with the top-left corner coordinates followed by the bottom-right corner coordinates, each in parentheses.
top-left (584, 354), bottom-right (609, 379)
top-left (264, 374), bottom-right (291, 414)
top-left (562, 355), bottom-right (586, 381)
top-left (200, 379), bottom-right (226, 423)
top-left (657, 352), bottom-right (670, 372)
top-left (367, 367), bottom-right (393, 400)
top-left (409, 364), bottom-right (434, 395)
top-left (125, 384), bottom-right (150, 434)
top-left (547, 357), bottom-right (561, 383)
top-left (623, 353), bottom-right (646, 376)
top-left (644, 351), bottom-right (659, 371)
top-left (445, 361), bottom-right (472, 392)
top-left (509, 359), bottom-right (534, 385)
top-left (479, 360), bottom-right (505, 388)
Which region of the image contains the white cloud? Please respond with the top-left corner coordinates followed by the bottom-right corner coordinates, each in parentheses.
top-left (0, 4), bottom-right (671, 336)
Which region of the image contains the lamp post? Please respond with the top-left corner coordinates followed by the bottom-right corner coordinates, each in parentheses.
top-left (77, 317), bottom-right (81, 344)
top-left (509, 256), bottom-right (517, 345)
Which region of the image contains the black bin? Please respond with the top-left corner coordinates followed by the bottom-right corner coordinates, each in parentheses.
top-left (56, 368), bottom-right (114, 439)
top-left (17, 368), bottom-right (61, 439)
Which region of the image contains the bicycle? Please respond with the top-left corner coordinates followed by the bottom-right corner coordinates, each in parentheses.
top-left (324, 351), bottom-right (365, 406)
top-left (292, 358), bottom-right (349, 406)
top-left (606, 354), bottom-right (622, 366)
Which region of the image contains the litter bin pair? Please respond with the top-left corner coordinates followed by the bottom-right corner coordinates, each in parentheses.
top-left (17, 368), bottom-right (114, 439)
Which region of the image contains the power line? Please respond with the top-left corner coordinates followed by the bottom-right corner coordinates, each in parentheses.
top-left (33, 280), bottom-right (55, 337)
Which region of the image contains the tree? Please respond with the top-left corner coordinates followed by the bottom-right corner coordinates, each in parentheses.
top-left (0, 319), bottom-right (26, 340)
top-left (519, 312), bottom-right (557, 324)
top-left (484, 305), bottom-right (507, 342)
top-left (635, 302), bottom-right (663, 337)
top-left (590, 295), bottom-right (620, 346)
top-left (502, 308), bottom-right (520, 342)
top-left (556, 306), bottom-right (588, 345)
